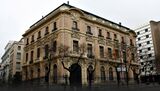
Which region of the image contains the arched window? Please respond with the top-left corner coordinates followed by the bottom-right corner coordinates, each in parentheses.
top-left (109, 67), bottom-right (113, 80)
top-left (100, 66), bottom-right (106, 82)
top-left (53, 64), bottom-right (57, 83)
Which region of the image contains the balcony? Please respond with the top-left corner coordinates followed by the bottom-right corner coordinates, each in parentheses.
top-left (98, 35), bottom-right (104, 38)
top-left (87, 54), bottom-right (95, 59)
top-left (52, 27), bottom-right (57, 31)
top-left (86, 31), bottom-right (93, 35)
top-left (31, 40), bottom-right (34, 43)
top-left (72, 27), bottom-right (79, 31)
top-left (43, 56), bottom-right (48, 60)
top-left (29, 60), bottom-right (33, 64)
top-left (37, 36), bottom-right (41, 40)
top-left (45, 32), bottom-right (49, 35)
top-left (106, 37), bottom-right (112, 40)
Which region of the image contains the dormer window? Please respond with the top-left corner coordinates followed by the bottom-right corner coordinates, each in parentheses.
top-left (45, 26), bottom-right (49, 35)
top-left (86, 26), bottom-right (92, 35)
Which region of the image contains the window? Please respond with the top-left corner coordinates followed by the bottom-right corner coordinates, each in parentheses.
top-left (45, 26), bottom-right (49, 35)
top-left (53, 22), bottom-right (57, 31)
top-left (109, 67), bottom-right (113, 80)
top-left (100, 66), bottom-right (106, 82)
top-left (52, 41), bottom-right (57, 52)
top-left (138, 38), bottom-right (141, 41)
top-left (44, 44), bottom-right (49, 58)
top-left (131, 53), bottom-right (135, 61)
top-left (108, 48), bottom-right (112, 59)
top-left (139, 50), bottom-right (142, 53)
top-left (148, 54), bottom-right (152, 57)
top-left (31, 35), bottom-right (34, 43)
top-left (114, 49), bottom-right (119, 59)
top-left (123, 51), bottom-right (126, 63)
top-left (140, 56), bottom-right (143, 59)
top-left (139, 44), bottom-right (141, 47)
top-left (87, 44), bottom-right (93, 58)
top-left (30, 51), bottom-right (34, 64)
top-left (99, 46), bottom-right (104, 58)
top-left (146, 35), bottom-right (149, 38)
top-left (141, 62), bottom-right (144, 65)
top-left (16, 62), bottom-right (21, 70)
top-left (114, 34), bottom-right (117, 39)
top-left (37, 48), bottom-right (40, 59)
top-left (107, 32), bottom-right (111, 39)
top-left (73, 40), bottom-right (79, 53)
top-left (86, 26), bottom-right (92, 35)
top-left (26, 38), bottom-right (29, 45)
top-left (130, 39), bottom-right (133, 46)
top-left (98, 29), bottom-right (103, 37)
top-left (145, 29), bottom-right (148, 32)
top-left (18, 46), bottom-right (21, 50)
top-left (16, 52), bottom-right (21, 60)
top-left (148, 47), bottom-right (151, 51)
top-left (37, 31), bottom-right (41, 39)
top-left (121, 37), bottom-right (125, 43)
top-left (137, 32), bottom-right (140, 35)
top-left (73, 21), bottom-right (78, 29)
top-left (26, 53), bottom-right (28, 62)
top-left (147, 41), bottom-right (150, 44)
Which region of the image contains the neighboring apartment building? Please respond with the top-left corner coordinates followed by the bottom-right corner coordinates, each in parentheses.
top-left (1, 39), bottom-right (24, 82)
top-left (134, 23), bottom-right (157, 78)
top-left (0, 63), bottom-right (3, 80)
top-left (150, 21), bottom-right (160, 75)
top-left (22, 3), bottom-right (139, 85)
top-left (9, 38), bottom-right (24, 78)
top-left (1, 41), bottom-right (14, 82)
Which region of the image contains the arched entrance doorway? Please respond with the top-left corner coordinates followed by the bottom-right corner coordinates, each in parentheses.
top-left (69, 63), bottom-right (82, 86)
top-left (53, 64), bottom-right (57, 83)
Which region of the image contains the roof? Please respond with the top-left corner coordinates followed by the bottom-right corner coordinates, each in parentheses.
top-left (23, 3), bottom-right (132, 36)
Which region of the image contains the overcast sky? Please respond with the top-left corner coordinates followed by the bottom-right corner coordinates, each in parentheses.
top-left (0, 0), bottom-right (160, 62)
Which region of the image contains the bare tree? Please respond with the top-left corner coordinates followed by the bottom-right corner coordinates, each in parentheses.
top-left (59, 43), bottom-right (87, 86)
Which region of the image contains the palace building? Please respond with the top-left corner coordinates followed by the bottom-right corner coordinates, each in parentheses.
top-left (22, 3), bottom-right (139, 85)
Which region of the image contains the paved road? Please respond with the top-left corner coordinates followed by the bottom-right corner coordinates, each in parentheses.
top-left (0, 84), bottom-right (160, 91)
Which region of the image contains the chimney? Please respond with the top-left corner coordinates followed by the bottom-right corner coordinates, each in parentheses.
top-left (119, 22), bottom-right (122, 27)
top-left (67, 1), bottom-right (69, 5)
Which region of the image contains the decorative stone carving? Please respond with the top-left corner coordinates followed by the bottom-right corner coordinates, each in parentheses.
top-left (30, 44), bottom-right (35, 50)
top-left (98, 37), bottom-right (105, 45)
top-left (24, 47), bottom-right (29, 52)
top-left (106, 39), bottom-right (113, 46)
top-left (86, 35), bottom-right (94, 42)
top-left (71, 31), bottom-right (80, 39)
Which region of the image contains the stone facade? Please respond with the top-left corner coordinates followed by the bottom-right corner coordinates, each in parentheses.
top-left (22, 3), bottom-right (139, 85)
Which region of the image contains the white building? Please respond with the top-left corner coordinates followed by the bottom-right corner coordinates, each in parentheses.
top-left (1, 39), bottom-right (24, 83)
top-left (134, 23), bottom-right (156, 76)
top-left (1, 41), bottom-right (14, 82)
top-left (0, 63), bottom-right (3, 80)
